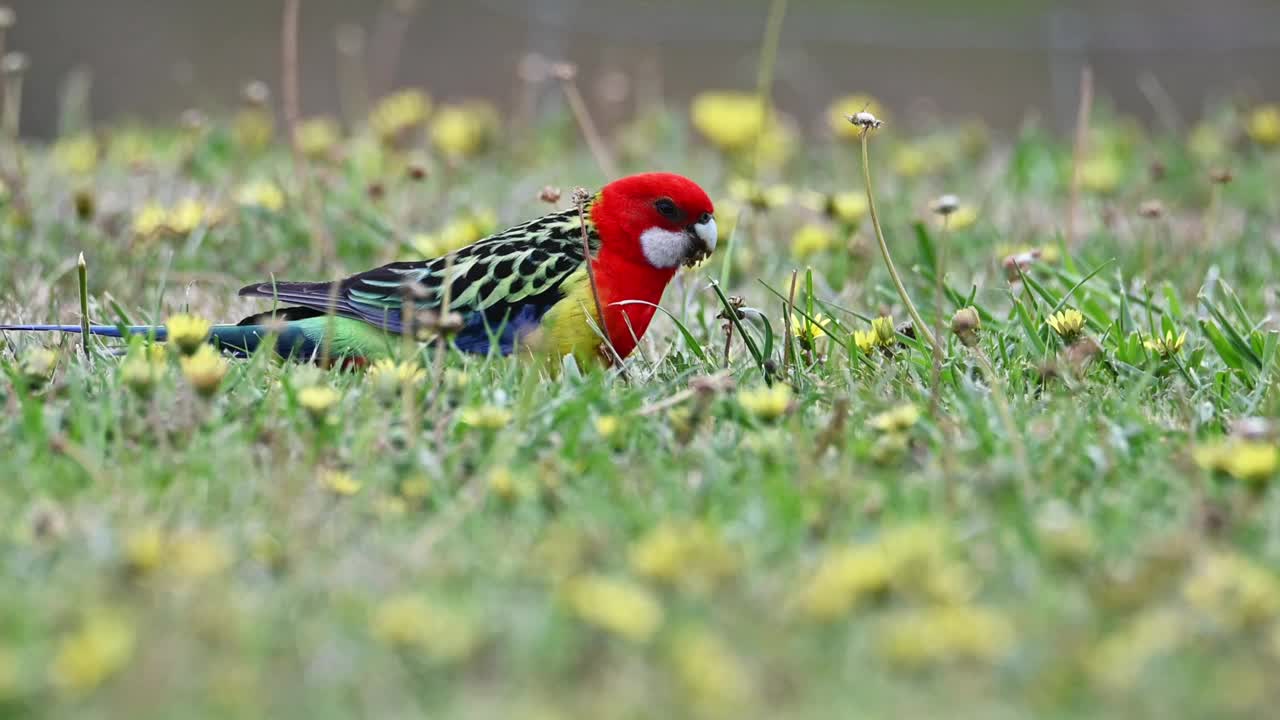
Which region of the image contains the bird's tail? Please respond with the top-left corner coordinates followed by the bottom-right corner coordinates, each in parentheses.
top-left (0, 323), bottom-right (285, 357)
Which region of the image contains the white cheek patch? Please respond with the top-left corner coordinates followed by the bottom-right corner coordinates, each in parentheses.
top-left (639, 227), bottom-right (689, 269)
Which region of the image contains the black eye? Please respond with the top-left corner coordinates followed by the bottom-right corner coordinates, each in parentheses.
top-left (698, 212), bottom-right (712, 224)
top-left (654, 198), bottom-right (678, 219)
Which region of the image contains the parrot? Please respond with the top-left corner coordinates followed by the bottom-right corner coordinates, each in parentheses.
top-left (1, 172), bottom-right (717, 368)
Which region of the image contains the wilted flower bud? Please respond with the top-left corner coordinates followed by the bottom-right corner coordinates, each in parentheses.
top-left (847, 111), bottom-right (883, 130)
top-left (1138, 200), bottom-right (1165, 220)
top-left (950, 307), bottom-right (981, 347)
top-left (0, 6), bottom-right (15, 30)
top-left (549, 62), bottom-right (578, 82)
top-left (19, 347), bottom-right (58, 388)
top-left (1, 52), bottom-right (28, 75)
top-left (1209, 168), bottom-right (1233, 185)
top-left (931, 194), bottom-right (959, 216)
top-left (242, 80), bottom-right (271, 107)
top-left (73, 189), bottom-right (96, 222)
top-left (539, 185), bottom-right (562, 204)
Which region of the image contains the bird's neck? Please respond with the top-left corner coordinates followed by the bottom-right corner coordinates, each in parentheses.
top-left (590, 248), bottom-right (677, 360)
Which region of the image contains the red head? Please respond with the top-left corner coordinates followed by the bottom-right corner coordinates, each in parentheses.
top-left (590, 172), bottom-right (717, 271)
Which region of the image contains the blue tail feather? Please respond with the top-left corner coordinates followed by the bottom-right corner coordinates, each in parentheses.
top-left (0, 324), bottom-right (167, 339)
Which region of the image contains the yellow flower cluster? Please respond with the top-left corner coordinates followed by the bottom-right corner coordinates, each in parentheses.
top-left (1079, 154), bottom-right (1123, 194)
top-left (371, 595), bottom-right (476, 661)
top-left (50, 609), bottom-right (136, 693)
top-left (367, 358), bottom-right (425, 400)
top-left (1088, 607), bottom-right (1183, 692)
top-left (790, 223), bottom-right (834, 259)
top-left (430, 101), bottom-right (500, 159)
top-left (1143, 330), bottom-right (1186, 357)
top-left (791, 312), bottom-right (831, 348)
top-left (736, 383), bottom-right (792, 421)
top-left (294, 116), bottom-right (342, 159)
top-left (18, 347), bottom-right (58, 387)
top-left (459, 404), bottom-right (513, 430)
top-left (133, 199), bottom-right (221, 238)
top-left (727, 178), bottom-right (792, 211)
top-left (669, 628), bottom-right (750, 715)
top-left (179, 345), bottom-right (228, 397)
top-left (236, 180), bottom-right (285, 212)
top-left (165, 313), bottom-right (211, 355)
top-left (629, 521), bottom-right (738, 594)
top-left (298, 385), bottom-right (340, 422)
top-left (868, 403), bottom-right (919, 434)
top-left (1246, 104), bottom-right (1280, 146)
top-left (1046, 309), bottom-right (1086, 341)
top-left (877, 604), bottom-right (1015, 669)
top-left (801, 189), bottom-right (868, 225)
top-left (412, 208), bottom-right (498, 257)
top-left (799, 523), bottom-right (976, 621)
top-left (564, 574), bottom-right (663, 643)
top-left (691, 91), bottom-right (777, 155)
top-left (52, 134), bottom-right (100, 176)
top-left (319, 469), bottom-right (361, 496)
top-left (1194, 438), bottom-right (1279, 483)
top-left (1183, 551), bottom-right (1280, 629)
top-left (370, 89), bottom-right (431, 144)
top-left (854, 316), bottom-right (896, 354)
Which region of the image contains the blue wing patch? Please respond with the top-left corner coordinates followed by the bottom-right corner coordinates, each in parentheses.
top-left (452, 303), bottom-right (557, 355)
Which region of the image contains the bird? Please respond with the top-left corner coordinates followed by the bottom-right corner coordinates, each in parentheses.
top-left (1, 172), bottom-right (717, 368)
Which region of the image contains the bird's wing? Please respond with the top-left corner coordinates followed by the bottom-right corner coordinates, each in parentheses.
top-left (239, 207), bottom-right (600, 350)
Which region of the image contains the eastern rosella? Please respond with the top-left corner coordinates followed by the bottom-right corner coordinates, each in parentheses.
top-left (1, 173), bottom-right (717, 367)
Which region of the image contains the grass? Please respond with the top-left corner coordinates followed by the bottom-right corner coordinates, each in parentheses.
top-left (2, 80), bottom-right (1280, 718)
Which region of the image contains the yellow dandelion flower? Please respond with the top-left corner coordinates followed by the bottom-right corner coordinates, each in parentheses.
top-left (828, 94), bottom-right (888, 140)
top-left (877, 605), bottom-right (1015, 669)
top-left (1143, 330), bottom-right (1186, 357)
top-left (370, 89), bottom-right (431, 143)
top-left (298, 385), bottom-right (340, 421)
top-left (691, 91), bottom-right (767, 153)
top-left (670, 628), bottom-right (750, 715)
top-left (1184, 552), bottom-right (1280, 628)
top-left (294, 116), bottom-right (342, 159)
top-left (319, 469), bottom-right (361, 497)
top-left (594, 414), bottom-right (620, 439)
top-left (629, 522), bottom-right (738, 593)
top-left (800, 545), bottom-right (892, 620)
top-left (892, 143), bottom-right (931, 178)
top-left (736, 383), bottom-right (792, 421)
top-left (52, 134), bottom-right (100, 176)
top-left (564, 574), bottom-right (663, 643)
top-left (1189, 123), bottom-right (1227, 161)
top-left (828, 191), bottom-right (868, 224)
top-left (1246, 104), bottom-right (1280, 147)
top-left (939, 204), bottom-right (978, 231)
top-left (170, 531), bottom-right (231, 579)
top-left (179, 345), bottom-right (228, 397)
top-left (120, 349), bottom-right (165, 397)
top-left (165, 313), bottom-right (211, 355)
top-left (400, 475), bottom-right (432, 500)
top-left (790, 223), bottom-right (834, 259)
top-left (1080, 154), bottom-right (1123, 194)
top-left (460, 404), bottom-right (513, 430)
top-left (167, 198), bottom-right (211, 235)
top-left (233, 107), bottom-right (274, 152)
top-left (132, 202), bottom-right (168, 238)
top-left (869, 403), bottom-right (920, 434)
top-left (236, 179), bottom-right (285, 212)
top-left (367, 358), bottom-right (425, 400)
top-left (444, 367), bottom-right (470, 390)
top-left (870, 315), bottom-right (897, 347)
top-left (1046, 309), bottom-right (1086, 341)
top-left (372, 595), bottom-right (476, 661)
top-left (1089, 607), bottom-right (1184, 692)
top-left (1194, 439), bottom-right (1279, 483)
top-left (50, 610), bottom-right (135, 693)
top-left (123, 526), bottom-right (165, 574)
top-left (430, 101), bottom-right (500, 159)
top-left (792, 312), bottom-right (831, 347)
top-left (727, 177), bottom-right (792, 211)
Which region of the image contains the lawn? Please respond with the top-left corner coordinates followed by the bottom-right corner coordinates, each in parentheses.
top-left (3, 69), bottom-right (1280, 718)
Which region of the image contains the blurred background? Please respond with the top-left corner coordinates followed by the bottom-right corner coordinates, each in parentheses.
top-left (7, 0), bottom-right (1280, 138)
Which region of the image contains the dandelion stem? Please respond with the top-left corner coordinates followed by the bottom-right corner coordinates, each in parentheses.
top-left (929, 216), bottom-right (949, 418)
top-left (558, 73), bottom-right (618, 178)
top-left (859, 128), bottom-right (936, 350)
top-left (1067, 65), bottom-right (1093, 250)
top-left (750, 0), bottom-right (788, 180)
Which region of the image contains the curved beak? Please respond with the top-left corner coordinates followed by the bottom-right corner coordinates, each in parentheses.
top-left (684, 216), bottom-right (718, 266)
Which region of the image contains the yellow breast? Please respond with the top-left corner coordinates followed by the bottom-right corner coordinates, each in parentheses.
top-left (520, 268), bottom-right (606, 369)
